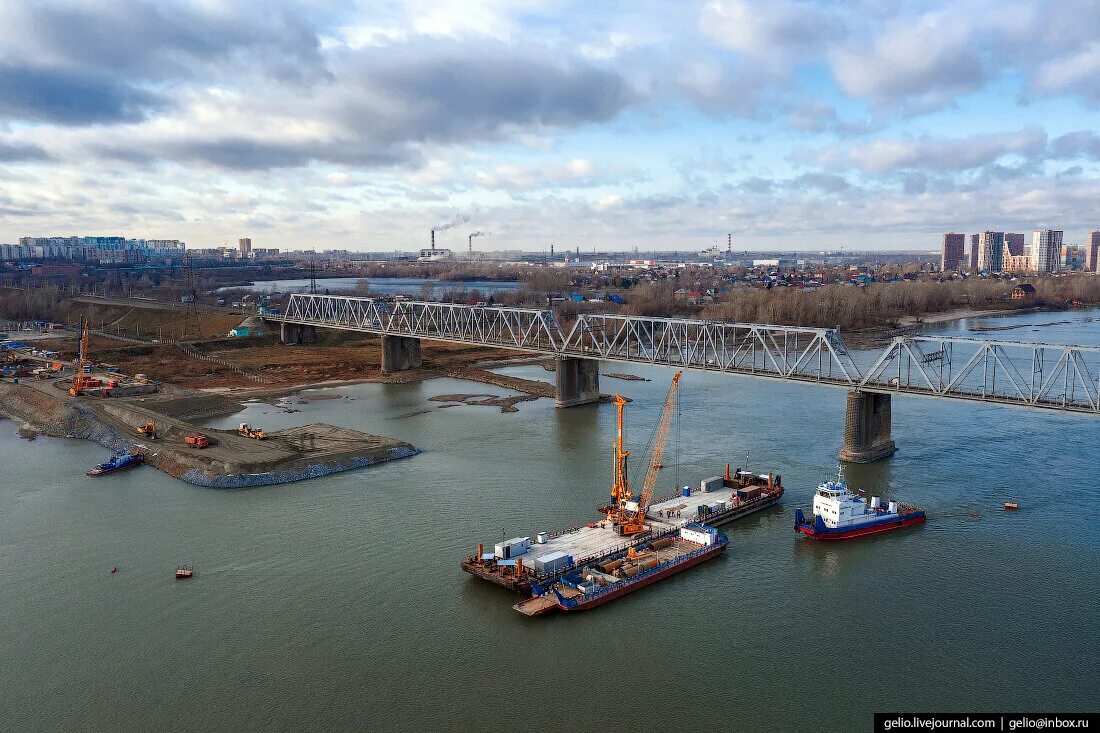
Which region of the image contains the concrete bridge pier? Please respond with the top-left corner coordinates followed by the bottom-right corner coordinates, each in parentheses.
top-left (280, 322), bottom-right (300, 345)
top-left (280, 323), bottom-right (317, 345)
top-left (381, 335), bottom-right (422, 373)
top-left (839, 390), bottom-right (897, 463)
top-left (555, 357), bottom-right (600, 408)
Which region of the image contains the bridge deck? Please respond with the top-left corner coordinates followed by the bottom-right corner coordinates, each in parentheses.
top-left (270, 294), bottom-right (1100, 415)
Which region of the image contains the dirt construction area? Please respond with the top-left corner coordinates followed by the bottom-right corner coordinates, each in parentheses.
top-left (59, 333), bottom-right (546, 391)
top-left (0, 379), bottom-right (417, 488)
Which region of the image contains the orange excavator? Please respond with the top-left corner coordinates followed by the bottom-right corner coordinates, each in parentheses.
top-left (606, 371), bottom-right (682, 536)
top-left (69, 318), bottom-right (89, 397)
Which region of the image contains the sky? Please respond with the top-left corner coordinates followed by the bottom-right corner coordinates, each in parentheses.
top-left (2, 0), bottom-right (1100, 253)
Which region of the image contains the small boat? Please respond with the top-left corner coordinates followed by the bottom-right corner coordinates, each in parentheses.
top-left (175, 565), bottom-right (193, 579)
top-left (87, 451), bottom-right (143, 477)
top-left (110, 566), bottom-right (117, 573)
top-left (1004, 502), bottom-right (1019, 511)
top-left (794, 470), bottom-right (925, 540)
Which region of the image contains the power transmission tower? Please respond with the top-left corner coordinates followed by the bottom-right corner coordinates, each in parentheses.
top-left (309, 252), bottom-right (318, 294)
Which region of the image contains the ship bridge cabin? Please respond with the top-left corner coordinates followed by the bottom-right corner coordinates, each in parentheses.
top-left (812, 481), bottom-right (881, 529)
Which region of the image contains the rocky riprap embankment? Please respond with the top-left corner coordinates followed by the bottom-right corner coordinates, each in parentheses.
top-left (0, 383), bottom-right (134, 453)
top-left (177, 446), bottom-right (420, 488)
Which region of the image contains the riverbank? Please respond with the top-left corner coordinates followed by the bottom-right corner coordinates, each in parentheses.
top-left (0, 380), bottom-right (418, 488)
top-left (841, 304), bottom-right (1063, 347)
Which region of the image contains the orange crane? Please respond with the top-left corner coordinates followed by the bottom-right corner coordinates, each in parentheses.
top-left (606, 371), bottom-right (682, 536)
top-left (69, 318), bottom-right (89, 397)
top-left (610, 393), bottom-right (631, 508)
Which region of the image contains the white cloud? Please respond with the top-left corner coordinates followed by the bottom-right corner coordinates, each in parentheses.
top-left (830, 11), bottom-right (984, 107)
top-left (1034, 42), bottom-right (1100, 100)
top-left (701, 0), bottom-right (841, 68)
top-left (844, 128), bottom-right (1048, 173)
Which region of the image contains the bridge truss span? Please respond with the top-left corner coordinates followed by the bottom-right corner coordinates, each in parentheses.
top-left (277, 294), bottom-right (1100, 415)
top-left (559, 313), bottom-right (862, 383)
top-left (859, 335), bottom-right (1100, 413)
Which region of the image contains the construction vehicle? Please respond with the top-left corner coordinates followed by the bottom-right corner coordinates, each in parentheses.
top-left (184, 434), bottom-right (209, 449)
top-left (137, 421), bottom-right (158, 440)
top-left (605, 371), bottom-right (682, 536)
top-left (69, 318), bottom-right (90, 397)
top-left (237, 423), bottom-right (267, 440)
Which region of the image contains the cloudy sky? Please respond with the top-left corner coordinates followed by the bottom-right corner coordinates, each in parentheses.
top-left (2, 0), bottom-right (1100, 252)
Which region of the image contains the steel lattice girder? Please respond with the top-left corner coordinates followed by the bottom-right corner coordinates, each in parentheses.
top-left (857, 335), bottom-right (1100, 413)
top-left (278, 294), bottom-right (1100, 414)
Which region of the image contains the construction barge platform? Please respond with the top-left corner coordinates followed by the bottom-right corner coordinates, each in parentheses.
top-left (461, 466), bottom-right (782, 598)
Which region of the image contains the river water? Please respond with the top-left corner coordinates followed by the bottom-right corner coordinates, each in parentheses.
top-left (2, 309), bottom-right (1098, 731)
top-left (218, 276), bottom-right (519, 297)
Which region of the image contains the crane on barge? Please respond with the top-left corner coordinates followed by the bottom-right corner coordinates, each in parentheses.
top-left (606, 371), bottom-right (682, 536)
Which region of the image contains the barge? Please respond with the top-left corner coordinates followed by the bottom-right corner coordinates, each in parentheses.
top-left (514, 525), bottom-right (727, 616)
top-left (461, 464), bottom-right (783, 596)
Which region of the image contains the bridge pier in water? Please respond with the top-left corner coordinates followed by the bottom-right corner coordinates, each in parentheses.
top-left (381, 335), bottom-right (422, 374)
top-left (839, 390), bottom-right (897, 463)
top-left (555, 357), bottom-right (600, 408)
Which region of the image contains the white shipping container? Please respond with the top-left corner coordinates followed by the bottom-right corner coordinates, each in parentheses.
top-left (680, 525), bottom-right (717, 546)
top-left (533, 551), bottom-right (573, 575)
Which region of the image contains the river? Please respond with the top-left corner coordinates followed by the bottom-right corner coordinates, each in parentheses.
top-left (1, 308), bottom-right (1098, 731)
top-left (218, 276), bottom-right (520, 297)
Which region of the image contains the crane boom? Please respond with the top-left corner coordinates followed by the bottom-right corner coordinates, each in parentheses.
top-left (637, 370), bottom-right (682, 516)
top-left (607, 370), bottom-right (682, 535)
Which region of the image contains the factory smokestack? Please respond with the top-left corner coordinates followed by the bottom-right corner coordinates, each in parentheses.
top-left (727, 233), bottom-right (731, 253)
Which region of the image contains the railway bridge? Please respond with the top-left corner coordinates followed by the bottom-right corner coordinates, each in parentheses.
top-left (269, 294), bottom-right (1100, 462)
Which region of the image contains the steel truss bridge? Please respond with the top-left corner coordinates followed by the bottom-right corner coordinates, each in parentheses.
top-left (278, 294), bottom-right (1100, 415)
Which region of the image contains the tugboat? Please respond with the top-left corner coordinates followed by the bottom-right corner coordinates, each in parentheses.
top-left (794, 470), bottom-right (925, 540)
top-left (86, 450), bottom-right (143, 477)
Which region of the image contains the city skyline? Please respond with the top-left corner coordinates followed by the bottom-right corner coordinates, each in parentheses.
top-left (2, 1), bottom-right (1100, 251)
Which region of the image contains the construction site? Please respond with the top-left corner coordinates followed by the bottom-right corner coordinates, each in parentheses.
top-left (0, 318), bottom-right (418, 488)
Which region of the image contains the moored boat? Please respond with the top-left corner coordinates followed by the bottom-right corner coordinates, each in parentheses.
top-left (87, 451), bottom-right (143, 477)
top-left (794, 473), bottom-right (925, 540)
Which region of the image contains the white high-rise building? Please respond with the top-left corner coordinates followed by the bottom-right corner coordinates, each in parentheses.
top-left (1030, 230), bottom-right (1063, 273)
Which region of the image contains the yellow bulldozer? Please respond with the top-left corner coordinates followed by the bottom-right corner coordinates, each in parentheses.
top-left (237, 423), bottom-right (267, 440)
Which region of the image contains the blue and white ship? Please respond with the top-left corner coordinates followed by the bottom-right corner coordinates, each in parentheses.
top-left (794, 472), bottom-right (925, 540)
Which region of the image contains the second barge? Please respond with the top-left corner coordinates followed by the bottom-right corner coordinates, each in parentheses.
top-left (514, 525), bottom-right (727, 616)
